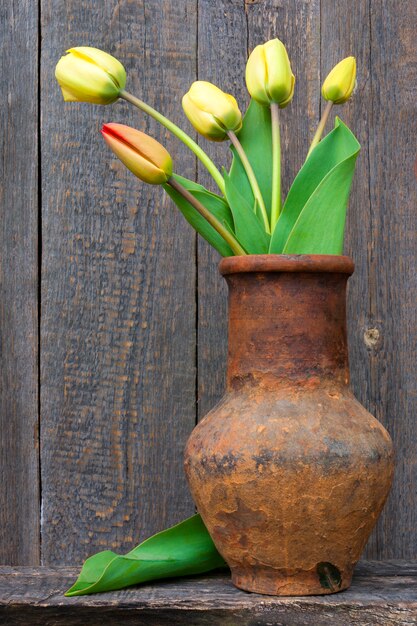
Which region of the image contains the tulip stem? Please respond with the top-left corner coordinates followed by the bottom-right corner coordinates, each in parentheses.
top-left (270, 103), bottom-right (281, 231)
top-left (120, 90), bottom-right (226, 196)
top-left (306, 100), bottom-right (333, 159)
top-left (167, 176), bottom-right (246, 256)
top-left (227, 131), bottom-right (270, 234)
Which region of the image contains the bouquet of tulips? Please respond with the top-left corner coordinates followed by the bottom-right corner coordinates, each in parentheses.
top-left (56, 41), bottom-right (359, 260)
top-left (56, 40), bottom-right (359, 596)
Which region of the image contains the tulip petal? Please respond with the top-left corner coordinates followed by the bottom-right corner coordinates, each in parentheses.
top-left (246, 39), bottom-right (294, 107)
top-left (245, 45), bottom-right (270, 106)
top-left (102, 124), bottom-right (172, 184)
top-left (55, 55), bottom-right (120, 104)
top-left (182, 82), bottom-right (242, 140)
top-left (322, 57), bottom-right (356, 104)
top-left (55, 46), bottom-right (126, 105)
top-left (58, 85), bottom-right (80, 102)
top-left (264, 39), bottom-right (293, 104)
top-left (279, 74), bottom-right (295, 109)
top-left (182, 92), bottom-right (227, 140)
top-left (68, 47), bottom-right (126, 89)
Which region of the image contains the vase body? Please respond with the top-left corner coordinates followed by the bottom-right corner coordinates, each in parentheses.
top-left (184, 255), bottom-right (394, 596)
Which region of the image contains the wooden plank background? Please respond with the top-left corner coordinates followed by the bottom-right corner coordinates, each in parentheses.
top-left (0, 0), bottom-right (416, 566)
top-left (0, 0), bottom-right (40, 565)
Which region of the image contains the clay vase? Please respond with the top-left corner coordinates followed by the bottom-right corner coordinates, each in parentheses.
top-left (184, 254), bottom-right (394, 596)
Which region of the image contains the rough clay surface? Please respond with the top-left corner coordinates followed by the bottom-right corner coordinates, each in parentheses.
top-left (185, 257), bottom-right (395, 596)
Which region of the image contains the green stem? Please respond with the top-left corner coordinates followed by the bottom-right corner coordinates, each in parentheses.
top-left (306, 100), bottom-right (333, 159)
top-left (120, 90), bottom-right (225, 196)
top-left (227, 130), bottom-right (270, 234)
top-left (270, 103), bottom-right (281, 231)
top-left (167, 176), bottom-right (246, 256)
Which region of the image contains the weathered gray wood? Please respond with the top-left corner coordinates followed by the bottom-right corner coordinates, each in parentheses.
top-left (1, 562), bottom-right (417, 625)
top-left (1, 0), bottom-right (416, 569)
top-left (365, 0), bottom-right (417, 561)
top-left (321, 1), bottom-right (417, 559)
top-left (40, 0), bottom-right (197, 564)
top-left (0, 1), bottom-right (40, 564)
top-left (197, 0), bottom-right (321, 418)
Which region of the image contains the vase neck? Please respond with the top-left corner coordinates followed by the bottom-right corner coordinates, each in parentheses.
top-left (224, 269), bottom-right (351, 390)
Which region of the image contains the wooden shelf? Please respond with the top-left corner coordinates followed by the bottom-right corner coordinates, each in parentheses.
top-left (1, 561), bottom-right (416, 625)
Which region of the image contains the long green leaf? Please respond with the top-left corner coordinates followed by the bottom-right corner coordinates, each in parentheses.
top-left (65, 514), bottom-right (227, 596)
top-left (224, 172), bottom-right (270, 254)
top-left (283, 157), bottom-right (358, 253)
top-left (229, 99), bottom-right (272, 220)
top-left (164, 177), bottom-right (235, 257)
top-left (269, 118), bottom-right (360, 253)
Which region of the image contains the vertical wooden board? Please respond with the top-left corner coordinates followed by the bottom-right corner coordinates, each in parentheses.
top-left (320, 0), bottom-right (379, 556)
top-left (41, 0), bottom-right (197, 564)
top-left (197, 0), bottom-right (321, 418)
top-left (322, 0), bottom-right (417, 558)
top-left (366, 0), bottom-right (417, 558)
top-left (0, 2), bottom-right (40, 564)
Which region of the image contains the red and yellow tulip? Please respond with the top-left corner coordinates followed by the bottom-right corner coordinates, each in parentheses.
top-left (101, 124), bottom-right (172, 184)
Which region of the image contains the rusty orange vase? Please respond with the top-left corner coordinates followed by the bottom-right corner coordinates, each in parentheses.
top-left (184, 254), bottom-right (394, 596)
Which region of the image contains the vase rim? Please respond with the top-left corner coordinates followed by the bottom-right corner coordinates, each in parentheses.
top-left (219, 254), bottom-right (354, 276)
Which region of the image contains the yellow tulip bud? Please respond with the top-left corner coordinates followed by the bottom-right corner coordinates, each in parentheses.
top-left (55, 47), bottom-right (126, 105)
top-left (322, 57), bottom-right (356, 104)
top-left (182, 81), bottom-right (242, 141)
top-left (101, 123), bottom-right (172, 185)
top-left (245, 38), bottom-right (295, 107)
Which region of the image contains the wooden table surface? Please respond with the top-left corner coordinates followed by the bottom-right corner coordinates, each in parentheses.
top-left (1, 560), bottom-right (416, 625)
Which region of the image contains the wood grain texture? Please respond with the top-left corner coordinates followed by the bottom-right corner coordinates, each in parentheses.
top-left (40, 0), bottom-right (197, 564)
top-left (1, 0), bottom-right (416, 567)
top-left (366, 0), bottom-right (417, 559)
top-left (1, 562), bottom-right (417, 625)
top-left (321, 0), bottom-right (417, 559)
top-left (196, 0), bottom-right (321, 418)
top-left (0, 1), bottom-right (40, 564)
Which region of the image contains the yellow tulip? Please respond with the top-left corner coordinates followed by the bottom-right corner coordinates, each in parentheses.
top-left (101, 124), bottom-right (172, 184)
top-left (55, 47), bottom-right (126, 105)
top-left (322, 57), bottom-right (356, 104)
top-left (245, 39), bottom-right (295, 107)
top-left (182, 81), bottom-right (242, 141)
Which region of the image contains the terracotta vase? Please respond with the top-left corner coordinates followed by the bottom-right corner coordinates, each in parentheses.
top-left (184, 254), bottom-right (394, 596)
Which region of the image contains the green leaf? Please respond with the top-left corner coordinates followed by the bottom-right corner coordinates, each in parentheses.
top-left (283, 157), bottom-right (358, 253)
top-left (224, 172), bottom-right (270, 254)
top-left (171, 173), bottom-right (222, 199)
top-left (229, 99), bottom-right (272, 220)
top-left (164, 179), bottom-right (235, 257)
top-left (269, 118), bottom-right (360, 254)
top-left (65, 514), bottom-right (227, 596)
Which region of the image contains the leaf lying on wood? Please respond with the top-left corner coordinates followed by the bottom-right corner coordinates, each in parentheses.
top-left (65, 514), bottom-right (227, 596)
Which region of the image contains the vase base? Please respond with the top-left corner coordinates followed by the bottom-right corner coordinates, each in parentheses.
top-left (231, 566), bottom-right (353, 596)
